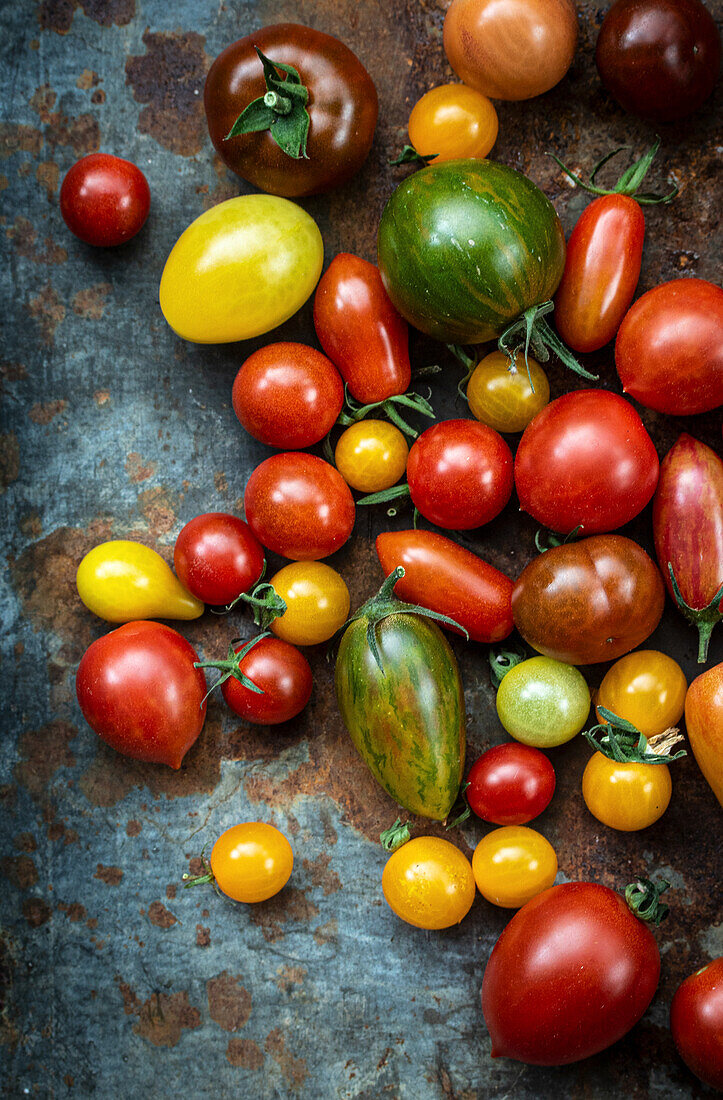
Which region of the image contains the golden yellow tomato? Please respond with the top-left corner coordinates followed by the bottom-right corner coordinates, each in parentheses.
top-left (334, 419), bottom-right (409, 492)
top-left (382, 836), bottom-right (476, 930)
top-left (596, 650), bottom-right (687, 736)
top-left (269, 561), bottom-right (350, 646)
top-left (210, 823), bottom-right (293, 903)
top-left (408, 84), bottom-right (498, 162)
top-left (582, 754), bottom-right (672, 831)
top-left (76, 540), bottom-right (204, 622)
top-left (467, 351), bottom-right (550, 433)
top-left (472, 825), bottom-right (557, 908)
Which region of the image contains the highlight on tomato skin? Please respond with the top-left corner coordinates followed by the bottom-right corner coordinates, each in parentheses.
top-left (381, 836), bottom-right (476, 930)
top-left (189, 823), bottom-right (295, 904)
top-left (466, 744), bottom-right (556, 825)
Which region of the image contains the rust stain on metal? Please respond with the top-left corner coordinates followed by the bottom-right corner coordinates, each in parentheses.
top-left (265, 1027), bottom-right (309, 1089)
top-left (14, 721), bottom-right (77, 802)
top-left (26, 282), bottom-right (65, 346)
top-left (302, 852), bottom-right (341, 896)
top-left (94, 864), bottom-right (123, 886)
top-left (38, 0), bottom-right (135, 35)
top-left (207, 971), bottom-right (252, 1032)
top-left (56, 901), bottom-right (86, 922)
top-left (116, 980), bottom-right (201, 1047)
top-left (125, 30), bottom-right (210, 157)
top-left (0, 123), bottom-right (42, 158)
top-left (1, 857), bottom-right (38, 891)
top-left (147, 901), bottom-right (178, 928)
top-left (72, 283), bottom-right (112, 320)
top-left (195, 924), bottom-right (210, 947)
top-left (29, 400), bottom-right (68, 425)
top-left (275, 965), bottom-right (307, 992)
top-left (6, 217), bottom-right (67, 264)
top-left (125, 452), bottom-right (156, 483)
top-left (22, 897), bottom-right (52, 928)
top-left (226, 1037), bottom-right (264, 1069)
top-left (0, 433), bottom-right (20, 489)
top-left (125, 820), bottom-right (142, 837)
top-left (249, 886), bottom-right (320, 943)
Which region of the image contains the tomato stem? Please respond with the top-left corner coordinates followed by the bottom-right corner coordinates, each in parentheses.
top-left (230, 582), bottom-right (288, 630)
top-left (489, 645), bottom-right (528, 688)
top-left (380, 817), bottom-right (411, 851)
top-left (625, 878), bottom-right (670, 925)
top-left (337, 385), bottom-right (436, 440)
top-left (225, 47), bottom-right (310, 160)
top-left (583, 707), bottom-right (686, 765)
top-left (667, 564), bottom-right (723, 664)
top-left (547, 139), bottom-right (678, 204)
top-left (194, 633), bottom-right (270, 704)
top-left (390, 145), bottom-right (437, 168)
top-left (444, 781), bottom-right (471, 829)
top-left (498, 303), bottom-right (598, 382)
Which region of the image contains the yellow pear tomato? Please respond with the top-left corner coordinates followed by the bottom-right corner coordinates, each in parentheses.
top-left (77, 540), bottom-right (204, 622)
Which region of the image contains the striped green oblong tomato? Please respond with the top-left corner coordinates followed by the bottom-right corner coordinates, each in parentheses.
top-left (160, 195), bottom-right (323, 344)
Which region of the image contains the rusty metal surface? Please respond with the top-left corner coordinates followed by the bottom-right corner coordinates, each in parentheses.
top-left (1, 0), bottom-right (722, 1096)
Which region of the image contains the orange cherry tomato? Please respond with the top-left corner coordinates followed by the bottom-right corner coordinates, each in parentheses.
top-left (467, 351), bottom-right (550, 433)
top-left (408, 84), bottom-right (498, 163)
top-left (334, 419), bottom-right (409, 492)
top-left (596, 650), bottom-right (687, 737)
top-left (472, 826), bottom-right (557, 908)
top-left (582, 754), bottom-right (672, 831)
top-left (382, 837), bottom-right (476, 930)
top-left (209, 822), bottom-right (293, 903)
top-left (685, 662), bottom-right (723, 807)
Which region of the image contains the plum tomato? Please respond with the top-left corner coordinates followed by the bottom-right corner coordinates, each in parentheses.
top-left (174, 514), bottom-right (264, 607)
top-left (467, 351), bottom-right (549, 433)
top-left (496, 656), bottom-right (590, 748)
top-left (466, 744), bottom-right (555, 824)
top-left (670, 957), bottom-right (723, 1091)
top-left (596, 650), bottom-right (687, 737)
top-left (582, 753), bottom-right (672, 831)
top-left (472, 826), bottom-right (557, 908)
top-left (267, 561), bottom-right (350, 646)
top-left (334, 420), bottom-right (408, 493)
top-left (232, 343), bottom-right (344, 449)
top-left (205, 635), bottom-right (313, 725)
top-left (382, 837), bottom-right (476, 930)
top-left (407, 83), bottom-right (498, 162)
top-left (60, 153), bottom-right (150, 247)
top-left (208, 822), bottom-right (293, 903)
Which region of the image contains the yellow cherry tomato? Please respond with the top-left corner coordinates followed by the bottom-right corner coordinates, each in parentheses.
top-left (382, 836), bottom-right (476, 930)
top-left (269, 561), bottom-right (350, 646)
top-left (596, 650), bottom-right (687, 737)
top-left (582, 754), bottom-right (672, 831)
top-left (471, 826), bottom-right (557, 908)
top-left (209, 823), bottom-right (293, 903)
top-left (76, 540), bottom-right (204, 622)
top-left (159, 195), bottom-right (323, 344)
top-left (408, 84), bottom-right (498, 163)
top-left (334, 419), bottom-right (409, 492)
top-left (467, 351), bottom-right (550, 433)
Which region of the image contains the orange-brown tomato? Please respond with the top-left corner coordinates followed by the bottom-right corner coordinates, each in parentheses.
top-left (382, 837), bottom-right (476, 929)
top-left (408, 84), bottom-right (498, 162)
top-left (582, 755), bottom-right (672, 831)
top-left (467, 352), bottom-right (550, 433)
top-left (596, 650), bottom-right (687, 736)
top-left (210, 822), bottom-right (293, 903)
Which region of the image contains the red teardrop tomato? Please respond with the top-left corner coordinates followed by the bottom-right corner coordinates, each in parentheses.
top-left (515, 390), bottom-right (659, 534)
top-left (75, 621), bottom-right (207, 768)
top-left (60, 153), bottom-right (150, 247)
top-left (481, 881), bottom-right (661, 1064)
top-left (467, 744), bottom-right (555, 825)
top-left (219, 636), bottom-right (313, 725)
top-left (244, 452), bottom-right (355, 561)
top-left (685, 663), bottom-right (723, 807)
top-left (313, 253), bottom-right (411, 403)
top-left (174, 513), bottom-right (265, 606)
top-left (407, 420), bottom-right (514, 531)
top-left (375, 529), bottom-right (513, 643)
top-left (615, 278), bottom-right (723, 415)
top-left (231, 343), bottom-right (344, 449)
top-left (670, 957), bottom-right (723, 1091)
top-left (554, 194), bottom-right (645, 353)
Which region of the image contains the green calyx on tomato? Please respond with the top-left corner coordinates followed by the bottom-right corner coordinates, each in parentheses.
top-left (194, 633), bottom-right (269, 702)
top-left (390, 145), bottom-right (437, 168)
top-left (226, 47), bottom-right (310, 159)
top-left (337, 383), bottom-right (436, 440)
top-left (489, 645), bottom-right (528, 689)
top-left (548, 138), bottom-right (678, 205)
top-left (534, 525), bottom-right (583, 554)
top-left (380, 817), bottom-right (411, 852)
top-left (497, 300), bottom-right (597, 383)
top-left (583, 706), bottom-right (686, 765)
top-left (667, 563), bottom-right (723, 665)
top-left (624, 878), bottom-right (670, 926)
top-left (231, 580), bottom-right (287, 629)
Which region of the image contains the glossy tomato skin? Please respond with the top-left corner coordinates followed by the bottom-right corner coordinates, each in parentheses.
top-left (596, 0), bottom-right (721, 121)
top-left (220, 637), bottom-right (312, 725)
top-left (444, 0), bottom-right (578, 100)
top-left (496, 657), bottom-right (591, 747)
top-left (616, 279), bottom-right (723, 414)
top-left (376, 529), bottom-right (513, 644)
top-left (382, 837), bottom-right (476, 930)
top-left (481, 882), bottom-right (661, 1064)
top-left (232, 344), bottom-right (344, 449)
top-left (174, 514), bottom-right (264, 606)
top-left (555, 194), bottom-right (645, 353)
top-left (268, 562), bottom-right (350, 646)
top-left (512, 535), bottom-right (665, 664)
top-left (210, 823), bottom-right (293, 903)
top-left (582, 755), bottom-right (672, 831)
top-left (76, 621), bottom-right (207, 769)
top-left (77, 540), bottom-right (204, 623)
top-left (60, 153), bottom-right (150, 247)
top-left (467, 744), bottom-right (556, 825)
top-left (670, 957), bottom-right (723, 1091)
top-left (407, 420), bottom-right (513, 530)
top-left (408, 84), bottom-right (498, 162)
top-left (314, 254), bottom-right (411, 403)
top-left (472, 826), bottom-right (558, 908)
top-left (515, 390), bottom-right (659, 535)
top-left (204, 25), bottom-right (378, 198)
top-left (596, 650), bottom-right (687, 736)
top-left (467, 351), bottom-right (549, 433)
top-left (334, 421), bottom-right (408, 493)
top-left (685, 663), bottom-right (723, 807)
top-left (244, 453), bottom-right (355, 561)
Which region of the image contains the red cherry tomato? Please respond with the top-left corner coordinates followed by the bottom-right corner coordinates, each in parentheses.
top-left (219, 636), bottom-right (313, 725)
top-left (174, 513), bottom-right (265, 606)
top-left (75, 621), bottom-right (207, 768)
top-left (670, 957), bottom-right (723, 1091)
top-left (406, 419), bottom-right (513, 530)
top-left (615, 279), bottom-right (723, 415)
top-left (482, 881), bottom-right (661, 1065)
top-left (59, 153), bottom-right (150, 247)
top-left (244, 452), bottom-right (355, 561)
top-left (375, 529), bottom-right (513, 643)
top-left (313, 253), bottom-right (411, 403)
top-left (231, 343), bottom-right (344, 449)
top-left (515, 390), bottom-right (659, 534)
top-left (467, 744), bottom-right (555, 825)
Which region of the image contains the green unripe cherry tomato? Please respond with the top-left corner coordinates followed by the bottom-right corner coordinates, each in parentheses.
top-left (496, 656), bottom-right (590, 747)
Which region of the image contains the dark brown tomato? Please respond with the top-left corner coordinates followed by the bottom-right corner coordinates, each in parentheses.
top-left (511, 535), bottom-right (665, 664)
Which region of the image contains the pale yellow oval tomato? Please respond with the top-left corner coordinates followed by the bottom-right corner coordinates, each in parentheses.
top-left (582, 754), bottom-right (672, 831)
top-left (269, 561), bottom-right (350, 646)
top-left (408, 84), bottom-right (498, 162)
top-left (472, 825), bottom-right (557, 908)
top-left (334, 419), bottom-right (409, 492)
top-left (159, 195), bottom-right (323, 344)
top-left (596, 650), bottom-right (687, 737)
top-left (210, 822), bottom-right (293, 903)
top-left (76, 540), bottom-right (204, 622)
top-left (382, 836), bottom-right (476, 930)
top-left (467, 351), bottom-right (549, 433)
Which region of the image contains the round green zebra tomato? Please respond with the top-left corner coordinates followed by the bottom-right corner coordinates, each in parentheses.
top-left (496, 656), bottom-right (590, 747)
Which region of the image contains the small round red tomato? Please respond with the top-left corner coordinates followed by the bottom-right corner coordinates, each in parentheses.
top-left (60, 153), bottom-right (150, 247)
top-left (670, 957), bottom-right (723, 1091)
top-left (515, 390), bottom-right (659, 534)
top-left (472, 826), bottom-right (557, 908)
top-left (615, 279), bottom-right (723, 415)
top-left (467, 744), bottom-right (555, 826)
top-left (76, 621), bottom-right (206, 768)
top-left (407, 84), bottom-right (498, 162)
top-left (214, 635), bottom-right (312, 725)
top-left (334, 420), bottom-right (408, 493)
top-left (244, 453), bottom-right (355, 561)
top-left (174, 513), bottom-right (264, 606)
top-left (596, 650), bottom-right (687, 737)
top-left (382, 837), bottom-right (476, 930)
top-left (467, 351), bottom-right (549, 434)
top-left (209, 822), bottom-right (293, 903)
top-left (407, 419), bottom-right (513, 530)
top-left (231, 343), bottom-right (344, 449)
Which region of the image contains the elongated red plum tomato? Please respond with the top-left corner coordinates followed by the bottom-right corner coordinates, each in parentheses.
top-left (512, 534), bottom-right (665, 664)
top-left (232, 343), bottom-right (344, 449)
top-left (218, 636), bottom-right (313, 725)
top-left (75, 621), bottom-right (206, 768)
top-left (376, 529), bottom-right (513, 643)
top-left (615, 279), bottom-right (723, 415)
top-left (444, 0), bottom-right (578, 101)
top-left (204, 24), bottom-right (378, 198)
top-left (467, 744), bottom-right (555, 825)
top-left (481, 882), bottom-right (661, 1064)
top-left (514, 390), bottom-right (659, 534)
top-left (244, 452), bottom-right (355, 561)
top-left (174, 513), bottom-right (264, 606)
top-left (670, 957), bottom-right (723, 1091)
top-left (60, 153), bottom-right (150, 247)
top-left (313, 254), bottom-right (411, 404)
